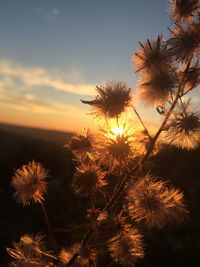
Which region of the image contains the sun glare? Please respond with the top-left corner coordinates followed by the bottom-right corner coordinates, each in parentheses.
top-left (112, 126), bottom-right (124, 136)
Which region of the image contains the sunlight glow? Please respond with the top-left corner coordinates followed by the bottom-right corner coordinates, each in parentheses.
top-left (112, 126), bottom-right (124, 136)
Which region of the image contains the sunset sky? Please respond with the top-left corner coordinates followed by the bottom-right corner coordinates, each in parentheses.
top-left (0, 0), bottom-right (198, 132)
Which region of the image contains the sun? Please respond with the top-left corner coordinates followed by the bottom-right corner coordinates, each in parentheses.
top-left (112, 126), bottom-right (124, 136)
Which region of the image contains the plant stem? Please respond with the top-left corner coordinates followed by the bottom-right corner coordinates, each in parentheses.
top-left (132, 105), bottom-right (151, 139)
top-left (66, 83), bottom-right (185, 267)
top-left (41, 202), bottom-right (52, 232)
top-left (40, 202), bottom-right (57, 251)
top-left (141, 85), bottom-right (183, 165)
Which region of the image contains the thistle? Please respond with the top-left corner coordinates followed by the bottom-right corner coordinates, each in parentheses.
top-left (72, 163), bottom-right (107, 197)
top-left (165, 99), bottom-right (200, 149)
top-left (91, 212), bottom-right (125, 245)
top-left (98, 129), bottom-right (135, 171)
top-left (181, 61), bottom-right (200, 92)
top-left (7, 234), bottom-right (54, 267)
top-left (170, 0), bottom-right (200, 22)
top-left (139, 69), bottom-right (177, 106)
top-left (132, 36), bottom-right (171, 73)
top-left (67, 129), bottom-right (95, 160)
top-left (167, 22), bottom-right (200, 62)
top-left (81, 81), bottom-right (132, 118)
top-left (59, 244), bottom-right (96, 266)
top-left (127, 175), bottom-right (188, 229)
top-left (108, 229), bottom-right (144, 267)
top-left (11, 161), bottom-right (48, 206)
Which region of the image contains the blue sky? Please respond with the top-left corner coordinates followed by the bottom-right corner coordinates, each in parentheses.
top-left (0, 0), bottom-right (180, 131)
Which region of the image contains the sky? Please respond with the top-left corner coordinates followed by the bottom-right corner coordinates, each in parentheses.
top-left (0, 0), bottom-right (190, 132)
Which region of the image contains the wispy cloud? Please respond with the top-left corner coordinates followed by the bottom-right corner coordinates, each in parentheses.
top-left (0, 59), bottom-right (95, 96)
top-left (0, 81), bottom-right (84, 116)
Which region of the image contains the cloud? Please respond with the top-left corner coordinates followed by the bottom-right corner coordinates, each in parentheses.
top-left (0, 59), bottom-right (95, 96)
top-left (0, 84), bottom-right (84, 116)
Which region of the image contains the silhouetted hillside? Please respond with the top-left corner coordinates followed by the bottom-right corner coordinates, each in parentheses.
top-left (0, 124), bottom-right (200, 266)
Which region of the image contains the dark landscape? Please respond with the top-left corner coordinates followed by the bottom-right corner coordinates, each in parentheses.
top-left (0, 123), bottom-right (200, 266)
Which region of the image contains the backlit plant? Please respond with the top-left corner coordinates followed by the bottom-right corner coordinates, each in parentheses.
top-left (7, 1), bottom-right (200, 266)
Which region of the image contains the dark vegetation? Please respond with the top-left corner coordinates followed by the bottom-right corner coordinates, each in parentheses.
top-left (0, 123), bottom-right (200, 266)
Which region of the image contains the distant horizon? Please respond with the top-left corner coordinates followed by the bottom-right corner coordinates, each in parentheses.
top-left (1, 0), bottom-right (199, 132)
top-left (0, 0), bottom-right (174, 132)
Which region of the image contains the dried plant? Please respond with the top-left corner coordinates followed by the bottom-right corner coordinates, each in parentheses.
top-left (81, 81), bottom-right (132, 119)
top-left (11, 160), bottom-right (48, 206)
top-left (127, 175), bottom-right (188, 229)
top-left (7, 234), bottom-right (55, 267)
top-left (7, 1), bottom-right (200, 266)
top-left (72, 163), bottom-right (107, 197)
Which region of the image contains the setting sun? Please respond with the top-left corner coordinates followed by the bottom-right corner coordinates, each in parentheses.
top-left (112, 126), bottom-right (124, 136)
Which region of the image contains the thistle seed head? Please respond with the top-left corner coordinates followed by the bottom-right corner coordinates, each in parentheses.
top-left (133, 36), bottom-right (171, 73)
top-left (165, 99), bottom-right (200, 149)
top-left (72, 163), bottom-right (107, 197)
top-left (98, 130), bottom-right (135, 171)
top-left (59, 244), bottom-right (95, 266)
top-left (139, 69), bottom-right (177, 106)
top-left (11, 161), bottom-right (48, 206)
top-left (7, 234), bottom-right (54, 267)
top-left (167, 22), bottom-right (200, 62)
top-left (180, 61), bottom-right (200, 91)
top-left (67, 129), bottom-right (95, 160)
top-left (108, 229), bottom-right (144, 267)
top-left (170, 0), bottom-right (200, 22)
top-left (92, 212), bottom-right (125, 244)
top-left (127, 175), bottom-right (188, 229)
top-left (81, 81), bottom-right (132, 118)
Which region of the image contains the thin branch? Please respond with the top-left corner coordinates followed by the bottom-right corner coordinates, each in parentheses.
top-left (40, 202), bottom-right (52, 233)
top-left (40, 202), bottom-right (57, 251)
top-left (132, 105), bottom-right (152, 139)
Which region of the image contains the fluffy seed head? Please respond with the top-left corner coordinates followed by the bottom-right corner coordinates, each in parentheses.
top-left (81, 81), bottom-right (132, 118)
top-left (108, 229), bottom-right (144, 267)
top-left (99, 133), bottom-right (135, 171)
top-left (181, 61), bottom-right (200, 91)
top-left (7, 234), bottom-right (54, 267)
top-left (139, 69), bottom-right (177, 106)
top-left (127, 175), bottom-right (188, 229)
top-left (170, 0), bottom-right (200, 22)
top-left (67, 129), bottom-right (95, 160)
top-left (92, 212), bottom-right (125, 244)
top-left (72, 163), bottom-right (107, 197)
top-left (59, 244), bottom-right (95, 266)
top-left (11, 161), bottom-right (48, 206)
top-left (98, 123), bottom-right (136, 171)
top-left (133, 36), bottom-right (171, 73)
top-left (167, 22), bottom-right (200, 62)
top-left (165, 99), bottom-right (200, 149)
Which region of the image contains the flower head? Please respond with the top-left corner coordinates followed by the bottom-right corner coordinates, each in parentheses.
top-left (67, 129), bottom-right (95, 160)
top-left (81, 81), bottom-right (132, 118)
top-left (11, 161), bottom-right (48, 206)
top-left (165, 99), bottom-right (200, 149)
top-left (91, 212), bottom-right (126, 244)
top-left (7, 234), bottom-right (54, 267)
top-left (108, 229), bottom-right (144, 267)
top-left (133, 36), bottom-right (171, 73)
top-left (139, 69), bottom-right (177, 106)
top-left (72, 163), bottom-right (107, 197)
top-left (170, 0), bottom-right (200, 22)
top-left (97, 123), bottom-right (136, 171)
top-left (181, 61), bottom-right (200, 92)
top-left (127, 175), bottom-right (188, 229)
top-left (167, 22), bottom-right (200, 62)
top-left (59, 244), bottom-right (96, 267)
